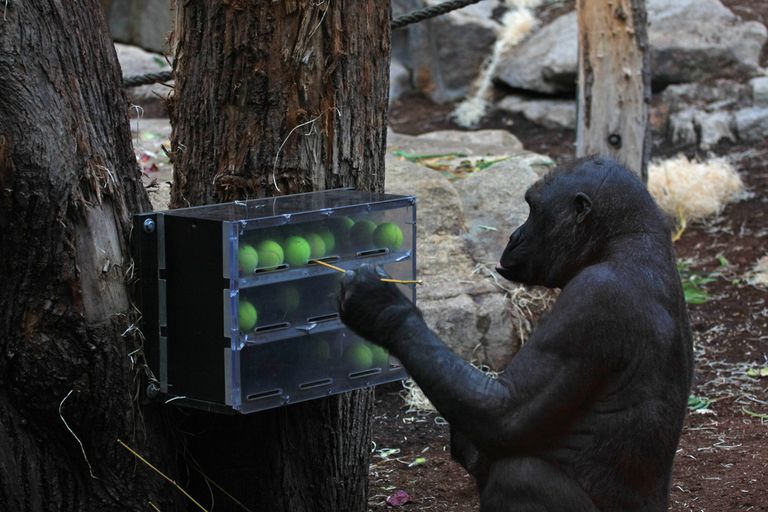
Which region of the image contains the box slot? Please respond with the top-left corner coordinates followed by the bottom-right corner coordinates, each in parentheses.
top-left (348, 368), bottom-right (382, 379)
top-left (308, 256), bottom-right (341, 265)
top-left (299, 378), bottom-right (333, 390)
top-left (356, 248), bottom-right (389, 258)
top-left (306, 313), bottom-right (339, 324)
top-left (253, 321), bottom-right (291, 334)
top-left (247, 389), bottom-right (282, 401)
top-left (253, 264), bottom-right (289, 275)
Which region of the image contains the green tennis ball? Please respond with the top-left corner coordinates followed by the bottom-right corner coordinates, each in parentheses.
top-left (278, 285), bottom-right (301, 314)
top-left (343, 342), bottom-right (373, 371)
top-left (256, 239), bottom-right (284, 269)
top-left (334, 216), bottom-right (355, 232)
top-left (373, 223), bottom-right (404, 251)
top-left (350, 220), bottom-right (377, 248)
top-left (284, 236), bottom-right (311, 266)
top-left (304, 233), bottom-right (327, 259)
top-left (239, 301), bottom-right (258, 331)
top-left (318, 229), bottom-right (336, 254)
top-left (238, 244), bottom-right (259, 274)
top-left (370, 344), bottom-right (389, 369)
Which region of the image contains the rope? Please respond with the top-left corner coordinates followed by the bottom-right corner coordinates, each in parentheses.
top-left (122, 0), bottom-right (488, 88)
top-left (123, 70), bottom-right (173, 88)
top-left (391, 0), bottom-right (486, 30)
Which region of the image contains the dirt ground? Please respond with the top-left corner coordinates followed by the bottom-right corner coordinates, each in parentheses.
top-left (369, 2), bottom-right (768, 509)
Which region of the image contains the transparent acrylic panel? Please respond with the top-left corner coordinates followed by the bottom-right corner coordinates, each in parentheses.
top-left (233, 203), bottom-right (415, 282)
top-left (236, 328), bottom-right (407, 413)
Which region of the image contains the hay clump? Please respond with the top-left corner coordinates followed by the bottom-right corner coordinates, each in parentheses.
top-left (747, 255), bottom-right (768, 288)
top-left (647, 155), bottom-right (745, 222)
top-left (453, 1), bottom-right (541, 128)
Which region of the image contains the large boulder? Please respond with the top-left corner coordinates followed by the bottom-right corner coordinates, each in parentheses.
top-left (453, 159), bottom-right (540, 265)
top-left (384, 129), bottom-right (554, 367)
top-left (385, 154), bottom-right (467, 238)
top-left (496, 95), bottom-right (577, 129)
top-left (392, 0), bottom-right (503, 102)
top-left (494, 13), bottom-right (577, 95)
top-left (495, 0), bottom-right (768, 94)
top-left (105, 0), bottom-right (173, 54)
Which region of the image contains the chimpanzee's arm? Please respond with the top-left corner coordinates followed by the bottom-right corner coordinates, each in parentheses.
top-left (340, 265), bottom-right (623, 452)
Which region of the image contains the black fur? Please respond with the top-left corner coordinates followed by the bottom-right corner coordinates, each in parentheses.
top-left (340, 157), bottom-right (693, 511)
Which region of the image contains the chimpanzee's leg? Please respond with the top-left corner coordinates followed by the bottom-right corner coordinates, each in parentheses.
top-left (480, 457), bottom-right (597, 512)
top-left (450, 427), bottom-right (490, 487)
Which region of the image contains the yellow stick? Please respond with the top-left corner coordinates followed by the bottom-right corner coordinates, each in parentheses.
top-left (310, 260), bottom-right (422, 285)
top-left (116, 438), bottom-right (209, 512)
top-left (310, 259), bottom-right (347, 273)
top-left (380, 278), bottom-right (423, 285)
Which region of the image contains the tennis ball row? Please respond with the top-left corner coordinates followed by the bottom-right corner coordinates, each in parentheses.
top-left (238, 219), bottom-right (404, 274)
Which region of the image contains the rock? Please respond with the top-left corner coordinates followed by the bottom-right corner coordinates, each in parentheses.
top-left (116, 44), bottom-right (172, 117)
top-left (661, 80), bottom-right (751, 107)
top-left (494, 12), bottom-right (577, 94)
top-left (387, 129), bottom-right (525, 157)
top-left (649, 0), bottom-right (767, 86)
top-left (453, 159), bottom-right (540, 266)
top-left (415, 234), bottom-right (523, 367)
top-left (669, 109), bottom-right (698, 146)
top-left (385, 154), bottom-right (467, 238)
top-left (495, 0), bottom-right (768, 94)
top-left (695, 111), bottom-right (736, 149)
top-left (668, 108), bottom-right (737, 149)
top-left (390, 59), bottom-right (411, 103)
top-left (496, 95), bottom-right (577, 129)
top-left (751, 77), bottom-right (768, 105)
top-left (415, 129), bottom-right (524, 151)
top-left (105, 0), bottom-right (173, 54)
top-left (734, 107), bottom-right (768, 142)
top-left (393, 0), bottom-right (502, 102)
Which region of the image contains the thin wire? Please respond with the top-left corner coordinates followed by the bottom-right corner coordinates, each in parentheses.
top-left (59, 389), bottom-right (98, 479)
top-left (117, 438), bottom-right (210, 512)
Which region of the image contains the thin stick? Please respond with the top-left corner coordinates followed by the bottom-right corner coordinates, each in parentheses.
top-left (380, 278), bottom-right (423, 285)
top-left (149, 502), bottom-right (162, 512)
top-left (117, 438), bottom-right (210, 512)
top-left (311, 259), bottom-right (347, 273)
top-left (310, 259), bottom-right (422, 284)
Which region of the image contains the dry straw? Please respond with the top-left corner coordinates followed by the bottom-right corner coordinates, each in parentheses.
top-left (648, 155), bottom-right (745, 223)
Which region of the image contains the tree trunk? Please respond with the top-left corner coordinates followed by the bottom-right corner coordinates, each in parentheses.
top-left (167, 1), bottom-right (391, 511)
top-left (0, 1), bottom-right (183, 510)
top-left (576, 0), bottom-right (651, 181)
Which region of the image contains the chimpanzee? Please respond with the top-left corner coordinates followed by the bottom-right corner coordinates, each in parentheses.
top-left (339, 157), bottom-right (693, 511)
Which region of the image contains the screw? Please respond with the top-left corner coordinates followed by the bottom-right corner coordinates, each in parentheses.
top-left (608, 134), bottom-right (622, 148)
top-left (143, 218), bottom-right (156, 233)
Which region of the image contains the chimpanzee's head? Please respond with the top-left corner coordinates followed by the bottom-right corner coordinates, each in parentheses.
top-left (495, 157), bottom-right (669, 288)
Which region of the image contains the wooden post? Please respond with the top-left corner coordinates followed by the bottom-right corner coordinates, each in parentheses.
top-left (576, 0), bottom-right (651, 181)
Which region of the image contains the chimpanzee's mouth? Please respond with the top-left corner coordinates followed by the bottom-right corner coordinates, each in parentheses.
top-left (494, 262), bottom-right (517, 281)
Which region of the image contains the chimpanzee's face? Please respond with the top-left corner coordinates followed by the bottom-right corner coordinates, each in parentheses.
top-left (496, 178), bottom-right (593, 289)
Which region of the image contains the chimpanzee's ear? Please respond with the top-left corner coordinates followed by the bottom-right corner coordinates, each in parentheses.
top-left (574, 192), bottom-right (592, 224)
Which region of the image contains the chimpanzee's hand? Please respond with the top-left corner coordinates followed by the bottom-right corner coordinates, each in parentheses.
top-left (339, 265), bottom-right (418, 349)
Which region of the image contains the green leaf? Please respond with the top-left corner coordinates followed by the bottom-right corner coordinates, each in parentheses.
top-left (717, 254), bottom-right (730, 267)
top-left (392, 150), bottom-right (467, 162)
top-left (742, 408), bottom-right (768, 420)
top-left (475, 156), bottom-right (510, 170)
top-left (688, 395), bottom-right (713, 410)
top-left (747, 367), bottom-right (768, 378)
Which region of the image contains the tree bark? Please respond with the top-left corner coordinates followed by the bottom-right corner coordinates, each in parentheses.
top-left (167, 1), bottom-right (390, 511)
top-left (0, 1), bottom-right (183, 510)
top-left (576, 0), bottom-right (651, 181)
